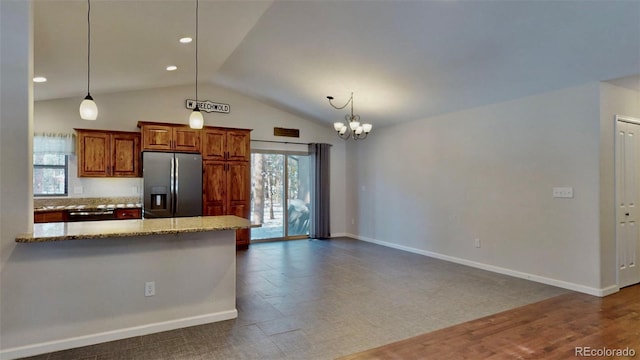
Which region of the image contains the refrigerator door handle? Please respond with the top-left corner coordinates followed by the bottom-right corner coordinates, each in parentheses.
top-left (170, 157), bottom-right (176, 215)
top-left (174, 157), bottom-right (179, 215)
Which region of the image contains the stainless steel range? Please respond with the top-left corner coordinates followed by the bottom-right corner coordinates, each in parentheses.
top-left (66, 208), bottom-right (117, 221)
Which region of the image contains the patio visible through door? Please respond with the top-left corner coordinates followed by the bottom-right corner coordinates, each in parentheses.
top-left (250, 152), bottom-right (311, 241)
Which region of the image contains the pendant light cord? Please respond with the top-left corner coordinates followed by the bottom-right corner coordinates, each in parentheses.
top-left (194, 0), bottom-right (199, 105)
top-left (87, 0), bottom-right (91, 96)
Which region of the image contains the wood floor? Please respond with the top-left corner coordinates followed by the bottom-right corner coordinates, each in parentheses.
top-left (340, 284), bottom-right (640, 360)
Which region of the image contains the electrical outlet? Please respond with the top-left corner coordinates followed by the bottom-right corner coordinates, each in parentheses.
top-left (474, 238), bottom-right (481, 248)
top-left (145, 281), bottom-right (155, 297)
top-left (351, 218), bottom-right (355, 225)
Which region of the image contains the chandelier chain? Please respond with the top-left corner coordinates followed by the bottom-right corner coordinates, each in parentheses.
top-left (328, 93), bottom-right (353, 111)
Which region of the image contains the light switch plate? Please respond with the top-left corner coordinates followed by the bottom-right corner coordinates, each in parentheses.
top-left (553, 187), bottom-right (573, 198)
top-left (73, 186), bottom-right (83, 194)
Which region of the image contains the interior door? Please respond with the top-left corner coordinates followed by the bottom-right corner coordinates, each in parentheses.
top-left (616, 117), bottom-right (640, 288)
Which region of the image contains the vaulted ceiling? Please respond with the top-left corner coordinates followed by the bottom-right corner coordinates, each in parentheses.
top-left (34, 0), bottom-right (640, 127)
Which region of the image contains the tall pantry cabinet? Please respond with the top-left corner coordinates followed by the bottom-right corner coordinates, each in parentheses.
top-left (202, 127), bottom-right (252, 249)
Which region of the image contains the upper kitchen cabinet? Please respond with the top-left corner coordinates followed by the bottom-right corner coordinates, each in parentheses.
top-left (138, 122), bottom-right (200, 153)
top-left (201, 127), bottom-right (251, 161)
top-left (75, 129), bottom-right (141, 177)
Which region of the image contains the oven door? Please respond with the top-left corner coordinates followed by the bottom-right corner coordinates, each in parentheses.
top-left (67, 210), bottom-right (117, 221)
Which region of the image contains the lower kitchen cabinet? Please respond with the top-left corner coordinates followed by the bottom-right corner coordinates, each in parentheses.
top-left (34, 210), bottom-right (67, 223)
top-left (203, 160), bottom-right (250, 248)
top-left (115, 208), bottom-right (142, 219)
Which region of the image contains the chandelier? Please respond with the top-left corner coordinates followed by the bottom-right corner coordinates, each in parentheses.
top-left (327, 92), bottom-right (372, 140)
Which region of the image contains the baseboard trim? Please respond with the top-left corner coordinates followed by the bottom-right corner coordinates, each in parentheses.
top-left (352, 235), bottom-right (618, 297)
top-left (330, 232), bottom-right (350, 238)
top-left (0, 309), bottom-right (238, 360)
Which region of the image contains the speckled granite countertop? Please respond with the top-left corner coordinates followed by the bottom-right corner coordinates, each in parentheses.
top-left (34, 197), bottom-right (142, 212)
top-left (16, 216), bottom-right (250, 243)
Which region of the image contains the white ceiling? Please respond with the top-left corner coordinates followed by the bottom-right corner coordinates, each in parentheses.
top-left (34, 0), bottom-right (640, 128)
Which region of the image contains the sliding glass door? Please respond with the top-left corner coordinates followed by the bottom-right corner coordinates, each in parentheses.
top-left (250, 152), bottom-right (310, 241)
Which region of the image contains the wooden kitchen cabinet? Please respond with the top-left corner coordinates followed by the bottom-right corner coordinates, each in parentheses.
top-left (34, 210), bottom-right (67, 223)
top-left (202, 126), bottom-right (252, 248)
top-left (115, 208), bottom-right (142, 219)
top-left (203, 161), bottom-right (251, 248)
top-left (75, 129), bottom-right (141, 177)
top-left (138, 122), bottom-right (200, 153)
top-left (201, 127), bottom-right (250, 161)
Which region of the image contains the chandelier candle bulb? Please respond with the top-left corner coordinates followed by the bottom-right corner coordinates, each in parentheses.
top-left (334, 122), bottom-right (344, 131)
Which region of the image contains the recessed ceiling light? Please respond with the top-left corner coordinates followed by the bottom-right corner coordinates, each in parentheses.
top-left (166, 65), bottom-right (178, 71)
top-left (33, 76), bottom-right (47, 83)
top-left (179, 37), bottom-right (192, 44)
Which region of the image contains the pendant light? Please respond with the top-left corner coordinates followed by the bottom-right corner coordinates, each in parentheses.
top-left (79, 0), bottom-right (98, 120)
top-left (189, 0), bottom-right (204, 129)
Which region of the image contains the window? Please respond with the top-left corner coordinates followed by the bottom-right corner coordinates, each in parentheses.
top-left (33, 153), bottom-right (68, 196)
top-left (33, 133), bottom-right (75, 197)
top-left (250, 151), bottom-right (311, 241)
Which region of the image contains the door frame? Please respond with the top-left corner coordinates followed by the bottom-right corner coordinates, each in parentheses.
top-left (250, 150), bottom-right (311, 242)
top-left (615, 115), bottom-right (640, 288)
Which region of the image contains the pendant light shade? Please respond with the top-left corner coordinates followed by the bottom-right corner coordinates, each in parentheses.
top-left (79, 94), bottom-right (98, 120)
top-left (189, 0), bottom-right (203, 129)
top-left (80, 0), bottom-right (98, 121)
top-left (189, 106), bottom-right (204, 129)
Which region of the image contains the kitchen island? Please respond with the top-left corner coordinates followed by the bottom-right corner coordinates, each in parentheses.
top-left (16, 215), bottom-right (249, 242)
top-left (4, 216), bottom-right (248, 359)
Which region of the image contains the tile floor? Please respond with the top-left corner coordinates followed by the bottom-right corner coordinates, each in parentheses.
top-left (21, 237), bottom-right (568, 360)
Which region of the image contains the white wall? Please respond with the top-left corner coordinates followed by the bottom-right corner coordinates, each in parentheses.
top-left (34, 84), bottom-right (348, 233)
top-left (0, 0), bottom-right (34, 355)
top-left (348, 83), bottom-right (607, 294)
top-left (599, 82), bottom-right (640, 289)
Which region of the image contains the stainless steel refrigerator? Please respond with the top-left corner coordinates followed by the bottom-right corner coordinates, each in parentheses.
top-left (142, 152), bottom-right (202, 218)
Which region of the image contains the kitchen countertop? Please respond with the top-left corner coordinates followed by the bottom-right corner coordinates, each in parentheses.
top-left (33, 197), bottom-right (142, 212)
top-left (16, 215), bottom-right (251, 243)
top-left (35, 203), bottom-right (142, 212)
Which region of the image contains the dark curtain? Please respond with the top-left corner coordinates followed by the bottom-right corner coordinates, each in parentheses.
top-left (309, 143), bottom-right (331, 239)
